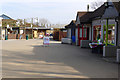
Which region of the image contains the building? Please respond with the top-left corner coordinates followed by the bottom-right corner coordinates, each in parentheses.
top-left (0, 14), bottom-right (18, 40)
top-left (113, 2), bottom-right (120, 47)
top-left (65, 20), bottom-right (76, 44)
top-left (78, 12), bottom-right (93, 47)
top-left (75, 12), bottom-right (87, 45)
top-left (0, 17), bottom-right (2, 40)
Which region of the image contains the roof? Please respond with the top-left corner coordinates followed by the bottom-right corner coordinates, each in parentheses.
top-left (25, 27), bottom-right (51, 30)
top-left (75, 12), bottom-right (87, 24)
top-left (76, 4), bottom-right (105, 24)
top-left (113, 2), bottom-right (120, 15)
top-left (80, 12), bottom-right (93, 24)
top-left (77, 12), bottom-right (87, 18)
top-left (65, 20), bottom-right (76, 28)
top-left (91, 3), bottom-right (106, 20)
top-left (0, 14), bottom-right (12, 19)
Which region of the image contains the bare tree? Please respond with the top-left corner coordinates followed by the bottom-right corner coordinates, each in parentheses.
top-left (39, 18), bottom-right (50, 27)
top-left (16, 19), bottom-right (24, 27)
top-left (90, 0), bottom-right (104, 10)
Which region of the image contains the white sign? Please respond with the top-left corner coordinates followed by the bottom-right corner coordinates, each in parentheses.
top-left (43, 37), bottom-right (49, 45)
top-left (20, 30), bottom-right (24, 34)
top-left (7, 24), bottom-right (9, 28)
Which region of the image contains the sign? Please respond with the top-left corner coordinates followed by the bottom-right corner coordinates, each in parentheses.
top-left (43, 37), bottom-right (49, 45)
top-left (20, 30), bottom-right (23, 34)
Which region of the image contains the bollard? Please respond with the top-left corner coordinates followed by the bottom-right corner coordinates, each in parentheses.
top-left (5, 35), bottom-right (8, 40)
top-left (26, 35), bottom-right (28, 40)
top-left (116, 49), bottom-right (120, 63)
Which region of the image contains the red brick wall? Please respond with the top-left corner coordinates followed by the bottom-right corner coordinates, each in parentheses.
top-left (8, 34), bottom-right (16, 39)
top-left (8, 34), bottom-right (26, 39)
top-left (53, 31), bottom-right (67, 41)
top-left (59, 31), bottom-right (67, 41)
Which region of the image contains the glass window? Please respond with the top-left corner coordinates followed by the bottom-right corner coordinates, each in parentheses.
top-left (104, 25), bottom-right (115, 44)
top-left (80, 29), bottom-right (82, 37)
top-left (93, 26), bottom-right (101, 40)
top-left (83, 29), bottom-right (86, 37)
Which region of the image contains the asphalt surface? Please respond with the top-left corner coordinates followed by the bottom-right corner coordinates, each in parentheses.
top-left (2, 39), bottom-right (118, 78)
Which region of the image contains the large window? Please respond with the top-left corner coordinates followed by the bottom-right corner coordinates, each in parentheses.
top-left (103, 25), bottom-right (115, 45)
top-left (93, 26), bottom-right (101, 41)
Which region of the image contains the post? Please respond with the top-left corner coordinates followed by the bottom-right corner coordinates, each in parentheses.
top-left (106, 19), bottom-right (108, 46)
top-left (24, 19), bottom-right (26, 34)
top-left (103, 25), bottom-right (105, 43)
top-left (31, 18), bottom-right (33, 39)
top-left (78, 24), bottom-right (80, 46)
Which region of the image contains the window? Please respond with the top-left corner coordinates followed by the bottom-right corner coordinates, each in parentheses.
top-left (80, 29), bottom-right (82, 37)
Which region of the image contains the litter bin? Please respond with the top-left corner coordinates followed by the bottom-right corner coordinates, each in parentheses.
top-left (26, 35), bottom-right (28, 40)
top-left (5, 35), bottom-right (8, 40)
top-left (117, 49), bottom-right (120, 63)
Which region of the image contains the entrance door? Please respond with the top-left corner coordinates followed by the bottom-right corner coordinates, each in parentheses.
top-left (78, 27), bottom-right (88, 46)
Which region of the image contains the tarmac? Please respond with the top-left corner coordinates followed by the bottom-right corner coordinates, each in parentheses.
top-left (2, 39), bottom-right (118, 78)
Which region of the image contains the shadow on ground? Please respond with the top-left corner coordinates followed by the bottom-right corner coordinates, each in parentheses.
top-left (2, 41), bottom-right (118, 78)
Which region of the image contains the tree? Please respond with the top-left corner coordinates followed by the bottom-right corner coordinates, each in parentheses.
top-left (90, 0), bottom-right (104, 10)
top-left (39, 18), bottom-right (50, 27)
top-left (16, 19), bottom-right (22, 27)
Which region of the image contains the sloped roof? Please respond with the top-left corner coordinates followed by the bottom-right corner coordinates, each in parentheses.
top-left (92, 3), bottom-right (106, 19)
top-left (65, 20), bottom-right (76, 28)
top-left (113, 2), bottom-right (120, 14)
top-left (75, 4), bottom-right (105, 24)
top-left (80, 12), bottom-right (93, 24)
top-left (77, 12), bottom-right (87, 18)
top-left (0, 14), bottom-right (12, 19)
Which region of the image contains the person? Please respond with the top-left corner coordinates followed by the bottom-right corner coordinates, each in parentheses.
top-left (19, 34), bottom-right (22, 39)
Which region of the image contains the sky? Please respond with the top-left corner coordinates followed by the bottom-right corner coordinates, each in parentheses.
top-left (1, 0), bottom-right (107, 24)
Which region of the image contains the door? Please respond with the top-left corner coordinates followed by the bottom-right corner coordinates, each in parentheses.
top-left (78, 27), bottom-right (88, 46)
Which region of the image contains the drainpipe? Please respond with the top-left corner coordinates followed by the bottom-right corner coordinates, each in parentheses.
top-left (91, 23), bottom-right (93, 41)
top-left (115, 18), bottom-right (118, 46)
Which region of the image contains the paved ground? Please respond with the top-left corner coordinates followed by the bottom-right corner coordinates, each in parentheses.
top-left (2, 39), bottom-right (118, 78)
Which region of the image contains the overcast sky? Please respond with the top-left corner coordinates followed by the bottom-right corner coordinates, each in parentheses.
top-left (1, 0), bottom-right (107, 24)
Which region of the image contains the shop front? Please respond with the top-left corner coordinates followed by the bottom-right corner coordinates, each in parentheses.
top-left (92, 19), bottom-right (116, 45)
top-left (103, 24), bottom-right (115, 45)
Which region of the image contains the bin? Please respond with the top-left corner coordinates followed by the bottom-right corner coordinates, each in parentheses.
top-left (26, 35), bottom-right (28, 40)
top-left (5, 35), bottom-right (8, 40)
top-left (117, 49), bottom-right (120, 63)
top-left (72, 36), bottom-right (75, 43)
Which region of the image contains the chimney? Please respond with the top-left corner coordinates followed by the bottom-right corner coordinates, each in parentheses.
top-left (87, 4), bottom-right (89, 12)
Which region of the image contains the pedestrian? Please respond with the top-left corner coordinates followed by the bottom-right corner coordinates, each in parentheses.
top-left (19, 34), bottom-right (22, 40)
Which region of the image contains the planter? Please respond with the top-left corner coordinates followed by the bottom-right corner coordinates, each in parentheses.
top-left (103, 46), bottom-right (118, 57)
